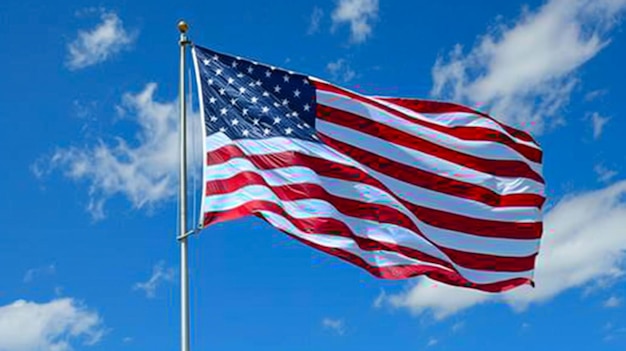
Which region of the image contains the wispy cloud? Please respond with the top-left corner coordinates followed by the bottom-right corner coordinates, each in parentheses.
top-left (431, 0), bottom-right (626, 133)
top-left (378, 181), bottom-right (626, 319)
top-left (326, 58), bottom-right (357, 83)
top-left (590, 112), bottom-right (611, 139)
top-left (595, 164), bottom-right (618, 183)
top-left (23, 264), bottom-right (56, 283)
top-left (585, 89), bottom-right (608, 102)
top-left (322, 318), bottom-right (346, 335)
top-left (427, 338), bottom-right (439, 347)
top-left (308, 7), bottom-right (324, 35)
top-left (331, 0), bottom-right (379, 43)
top-left (37, 83), bottom-right (202, 219)
top-left (133, 261), bottom-right (175, 298)
top-left (0, 298), bottom-right (105, 351)
top-left (604, 296), bottom-right (622, 308)
top-left (67, 9), bottom-right (136, 70)
top-left (451, 321), bottom-right (465, 333)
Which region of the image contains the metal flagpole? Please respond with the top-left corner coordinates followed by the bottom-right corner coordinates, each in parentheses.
top-left (177, 20), bottom-right (191, 351)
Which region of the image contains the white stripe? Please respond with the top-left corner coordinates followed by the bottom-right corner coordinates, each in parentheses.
top-left (205, 158), bottom-right (541, 256)
top-left (373, 97), bottom-right (540, 150)
top-left (259, 210), bottom-right (533, 285)
top-left (317, 119), bottom-right (545, 196)
top-left (317, 90), bottom-right (542, 174)
top-left (205, 135), bottom-right (544, 197)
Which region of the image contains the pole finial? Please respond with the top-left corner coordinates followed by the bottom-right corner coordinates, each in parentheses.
top-left (178, 20), bottom-right (189, 34)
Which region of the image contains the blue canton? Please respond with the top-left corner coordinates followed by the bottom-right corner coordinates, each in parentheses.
top-left (194, 45), bottom-right (318, 142)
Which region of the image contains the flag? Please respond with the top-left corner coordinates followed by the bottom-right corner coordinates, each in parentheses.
top-left (191, 44), bottom-right (545, 293)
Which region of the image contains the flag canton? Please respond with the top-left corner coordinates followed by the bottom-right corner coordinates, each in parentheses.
top-left (194, 46), bottom-right (318, 142)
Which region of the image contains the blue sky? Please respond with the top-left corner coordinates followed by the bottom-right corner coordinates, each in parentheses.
top-left (1, 0), bottom-right (626, 350)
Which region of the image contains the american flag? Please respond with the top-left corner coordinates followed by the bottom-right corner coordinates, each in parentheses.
top-left (192, 45), bottom-right (545, 293)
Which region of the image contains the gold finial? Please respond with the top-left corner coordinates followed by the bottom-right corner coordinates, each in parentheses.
top-left (178, 20), bottom-right (189, 33)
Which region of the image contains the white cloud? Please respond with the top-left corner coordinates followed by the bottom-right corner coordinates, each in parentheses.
top-left (431, 0), bottom-right (626, 133)
top-left (0, 298), bottom-right (105, 351)
top-left (378, 181), bottom-right (626, 319)
top-left (40, 83), bottom-right (202, 219)
top-left (308, 7), bottom-right (324, 35)
top-left (322, 318), bottom-right (345, 335)
top-left (133, 261), bottom-right (175, 298)
top-left (67, 9), bottom-right (136, 70)
top-left (326, 59), bottom-right (357, 83)
top-left (595, 164), bottom-right (618, 183)
top-left (331, 0), bottom-right (379, 43)
top-left (590, 112), bottom-right (611, 139)
top-left (604, 296), bottom-right (622, 308)
top-left (23, 264), bottom-right (56, 283)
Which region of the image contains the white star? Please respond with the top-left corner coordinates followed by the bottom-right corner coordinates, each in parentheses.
top-left (215, 68), bottom-right (222, 76)
top-left (242, 129), bottom-right (249, 137)
top-left (303, 123), bottom-right (309, 128)
top-left (273, 102), bottom-right (280, 107)
top-left (203, 58), bottom-right (210, 66)
top-left (255, 80), bottom-right (262, 86)
top-left (262, 91), bottom-right (270, 97)
top-left (273, 85), bottom-right (281, 93)
top-left (303, 78), bottom-right (309, 85)
top-left (263, 128), bottom-right (270, 135)
top-left (282, 99), bottom-right (289, 106)
top-left (209, 115), bottom-right (217, 122)
top-left (239, 87), bottom-right (246, 94)
top-left (209, 97), bottom-right (217, 104)
top-left (249, 81), bottom-right (256, 87)
top-left (261, 106), bottom-right (269, 114)
top-left (231, 119), bottom-right (239, 126)
top-left (220, 107), bottom-right (228, 115)
top-left (230, 98), bottom-right (237, 105)
top-left (283, 75), bottom-right (290, 82)
top-left (242, 108), bottom-right (249, 116)
top-left (303, 104), bottom-right (310, 111)
top-left (273, 117), bottom-right (281, 124)
top-left (219, 127), bottom-right (226, 133)
top-left (252, 118), bottom-right (260, 125)
top-left (219, 88), bottom-right (226, 95)
top-left (294, 89), bottom-right (301, 98)
top-left (296, 124), bottom-right (303, 129)
top-left (212, 54), bottom-right (219, 61)
top-left (227, 77), bottom-right (235, 85)
top-left (232, 61), bottom-right (238, 68)
top-left (265, 70), bottom-right (271, 78)
top-left (251, 97), bottom-right (259, 104)
top-left (207, 78), bottom-right (214, 85)
top-left (285, 127), bottom-right (293, 135)
top-left (247, 66), bottom-right (254, 74)
top-left (291, 111), bottom-right (299, 118)
top-left (270, 66), bottom-right (276, 70)
top-left (236, 73), bottom-right (244, 78)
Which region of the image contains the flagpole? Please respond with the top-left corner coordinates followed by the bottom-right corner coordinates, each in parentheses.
top-left (177, 20), bottom-right (191, 351)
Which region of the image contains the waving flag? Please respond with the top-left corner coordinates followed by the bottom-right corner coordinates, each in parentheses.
top-left (192, 44), bottom-right (545, 293)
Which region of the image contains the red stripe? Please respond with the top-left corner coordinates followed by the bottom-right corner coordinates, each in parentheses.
top-left (205, 171), bottom-right (538, 271)
top-left (379, 97), bottom-right (540, 146)
top-left (207, 144), bottom-right (545, 209)
top-left (316, 104), bottom-right (544, 183)
top-left (206, 145), bottom-right (543, 239)
top-left (313, 81), bottom-right (542, 162)
top-left (202, 202), bottom-right (533, 292)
